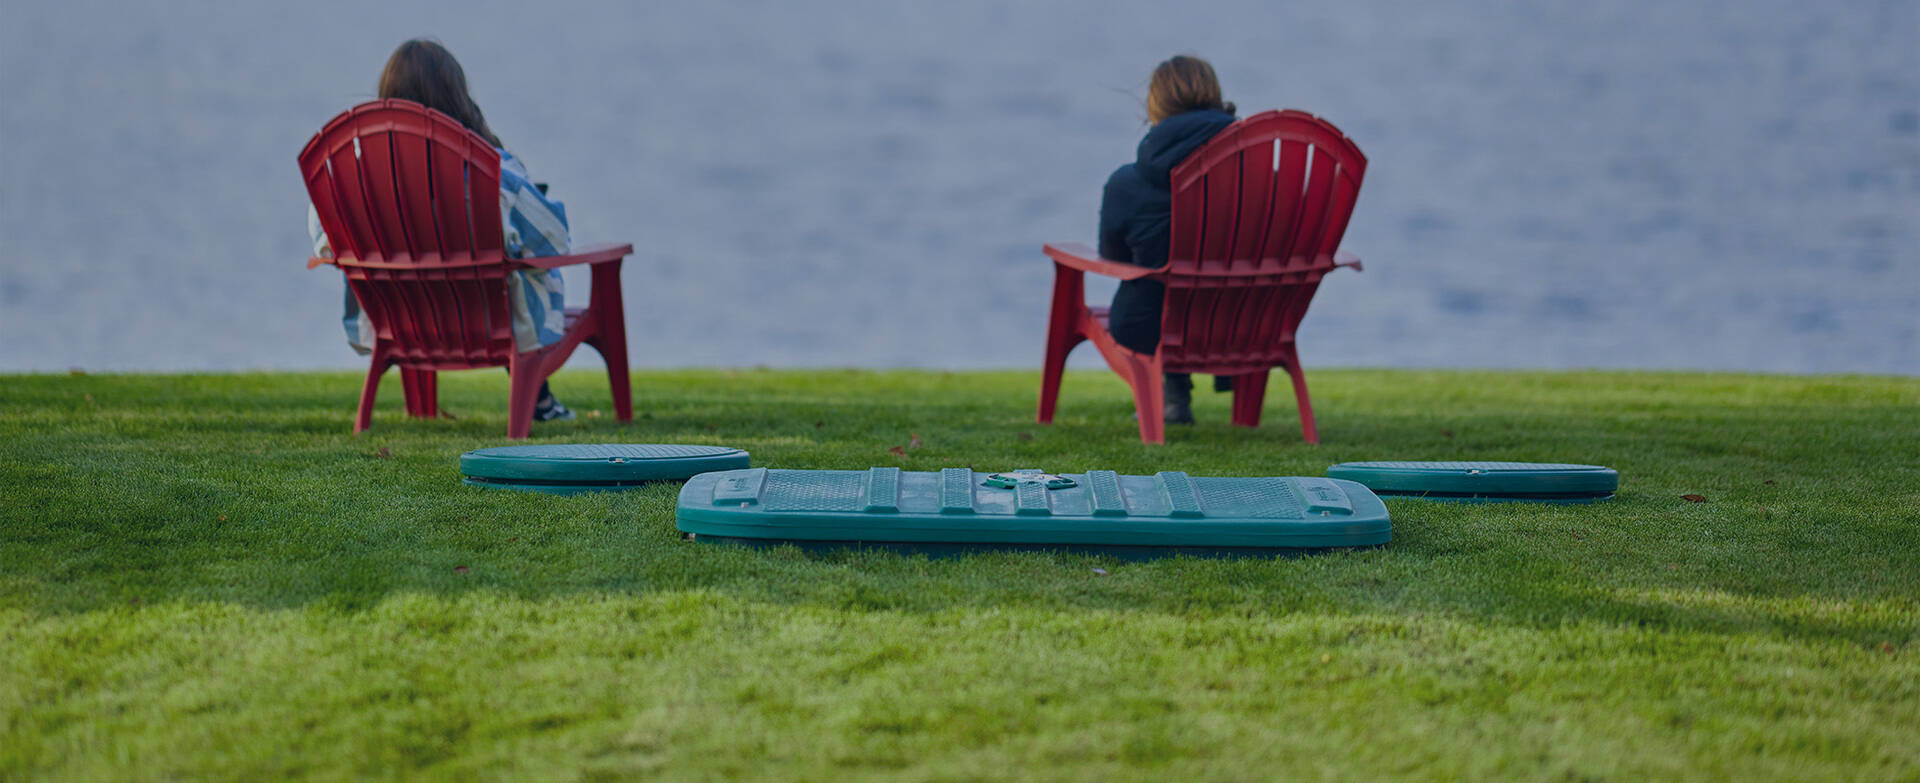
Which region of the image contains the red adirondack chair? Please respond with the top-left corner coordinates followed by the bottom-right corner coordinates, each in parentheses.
top-left (1037, 110), bottom-right (1367, 445)
top-left (300, 99), bottom-right (633, 438)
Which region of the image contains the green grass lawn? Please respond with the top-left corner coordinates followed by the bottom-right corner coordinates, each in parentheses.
top-left (3, 368), bottom-right (1916, 781)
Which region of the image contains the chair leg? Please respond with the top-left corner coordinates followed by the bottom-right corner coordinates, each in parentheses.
top-left (399, 368), bottom-right (437, 419)
top-left (355, 353), bottom-right (389, 434)
top-left (588, 260), bottom-right (633, 422)
top-left (1037, 263), bottom-right (1086, 424)
top-left (1125, 354), bottom-right (1166, 445)
top-left (1283, 360), bottom-right (1318, 444)
top-left (420, 371), bottom-right (437, 418)
top-left (506, 355), bottom-right (545, 439)
top-left (1230, 370), bottom-right (1269, 428)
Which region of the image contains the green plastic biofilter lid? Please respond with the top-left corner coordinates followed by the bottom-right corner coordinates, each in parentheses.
top-left (676, 467), bottom-right (1391, 555)
top-left (1325, 461), bottom-right (1617, 503)
top-left (461, 444), bottom-right (750, 494)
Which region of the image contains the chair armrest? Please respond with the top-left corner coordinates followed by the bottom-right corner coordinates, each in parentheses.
top-left (307, 256), bottom-right (335, 270)
top-left (513, 242), bottom-right (635, 270)
top-left (1334, 251), bottom-right (1363, 272)
top-left (1043, 242), bottom-right (1159, 280)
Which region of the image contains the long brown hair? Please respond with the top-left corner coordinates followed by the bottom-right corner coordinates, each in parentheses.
top-left (377, 39), bottom-right (503, 148)
top-left (1146, 55), bottom-right (1236, 125)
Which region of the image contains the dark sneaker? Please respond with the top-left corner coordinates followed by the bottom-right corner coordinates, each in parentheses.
top-left (534, 398), bottom-right (576, 422)
top-left (1164, 375), bottom-right (1195, 425)
top-left (1165, 401), bottom-right (1195, 425)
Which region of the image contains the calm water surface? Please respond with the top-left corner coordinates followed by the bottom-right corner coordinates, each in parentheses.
top-left (2, 1), bottom-right (1914, 373)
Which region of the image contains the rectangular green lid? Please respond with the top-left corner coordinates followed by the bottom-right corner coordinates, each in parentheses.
top-left (676, 468), bottom-right (1391, 550)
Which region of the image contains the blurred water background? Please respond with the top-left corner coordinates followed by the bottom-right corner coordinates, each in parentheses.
top-left (2, 0), bottom-right (1915, 373)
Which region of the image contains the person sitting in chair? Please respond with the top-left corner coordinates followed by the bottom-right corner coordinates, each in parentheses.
top-left (1099, 55), bottom-right (1238, 425)
top-left (308, 38), bottom-right (576, 422)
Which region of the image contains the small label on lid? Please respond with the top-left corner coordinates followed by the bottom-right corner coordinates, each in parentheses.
top-left (711, 469), bottom-right (767, 506)
top-left (1294, 478), bottom-right (1353, 515)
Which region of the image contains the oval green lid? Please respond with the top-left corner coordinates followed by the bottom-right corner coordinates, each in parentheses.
top-left (1326, 461), bottom-right (1617, 501)
top-left (462, 444), bottom-right (750, 492)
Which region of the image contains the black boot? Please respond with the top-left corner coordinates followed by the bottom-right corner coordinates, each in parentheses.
top-left (1164, 374), bottom-right (1195, 425)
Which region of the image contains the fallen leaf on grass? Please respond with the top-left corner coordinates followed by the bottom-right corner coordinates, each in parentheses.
top-left (375, 447), bottom-right (392, 459)
top-left (507, 537), bottom-right (519, 543)
top-left (908, 432), bottom-right (923, 449)
top-left (887, 445), bottom-right (906, 457)
top-left (1016, 432), bottom-right (1033, 442)
top-left (454, 566), bottom-right (469, 574)
top-left (1570, 532), bottom-right (1584, 540)
top-left (217, 515), bottom-right (227, 521)
top-left (1681, 494), bottom-right (1707, 503)
top-left (587, 410), bottom-right (601, 419)
top-left (1091, 568), bottom-right (1109, 576)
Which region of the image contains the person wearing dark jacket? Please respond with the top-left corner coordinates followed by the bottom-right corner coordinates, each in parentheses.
top-left (1098, 55), bottom-right (1237, 424)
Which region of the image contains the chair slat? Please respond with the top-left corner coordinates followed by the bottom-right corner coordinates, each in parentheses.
top-left (1198, 145), bottom-right (1239, 274)
top-left (356, 130), bottom-right (415, 261)
top-left (1231, 141), bottom-right (1275, 269)
top-left (1317, 170), bottom-right (1363, 261)
top-left (464, 133), bottom-right (504, 247)
top-left (429, 132), bottom-right (475, 258)
top-left (390, 131), bottom-right (441, 259)
top-left (326, 144), bottom-right (381, 261)
top-left (1294, 146), bottom-right (1337, 266)
top-left (1213, 142), bottom-right (1277, 353)
top-left (1265, 139), bottom-right (1309, 266)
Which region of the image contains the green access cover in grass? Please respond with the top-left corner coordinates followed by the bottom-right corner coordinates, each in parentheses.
top-left (1326, 461), bottom-right (1618, 502)
top-left (461, 444), bottom-right (749, 494)
top-left (676, 467), bottom-right (1390, 554)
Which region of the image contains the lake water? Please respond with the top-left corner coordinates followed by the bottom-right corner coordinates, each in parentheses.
top-left (2, 0), bottom-right (1915, 373)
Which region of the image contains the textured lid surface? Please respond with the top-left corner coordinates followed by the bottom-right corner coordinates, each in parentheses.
top-left (1326, 461), bottom-right (1617, 496)
top-left (462, 444), bottom-right (749, 484)
top-left (677, 468), bottom-right (1390, 549)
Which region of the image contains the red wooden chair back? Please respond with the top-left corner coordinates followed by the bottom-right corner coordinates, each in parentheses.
top-left (299, 99), bottom-right (516, 369)
top-left (1158, 110), bottom-right (1367, 375)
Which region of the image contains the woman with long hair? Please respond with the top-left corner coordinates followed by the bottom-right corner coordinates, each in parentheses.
top-left (1098, 55), bottom-right (1238, 425)
top-left (309, 39), bottom-right (577, 421)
